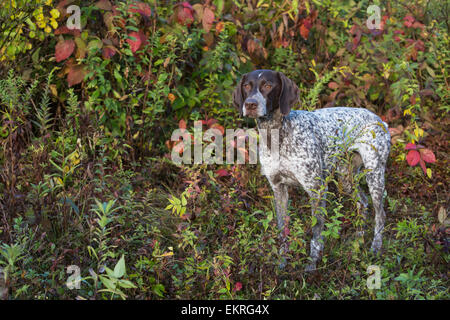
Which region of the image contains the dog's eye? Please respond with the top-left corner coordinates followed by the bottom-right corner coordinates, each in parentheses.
top-left (264, 84), bottom-right (272, 90)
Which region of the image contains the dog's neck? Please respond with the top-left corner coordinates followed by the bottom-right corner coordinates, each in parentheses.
top-left (256, 109), bottom-right (284, 131)
top-left (256, 109), bottom-right (285, 151)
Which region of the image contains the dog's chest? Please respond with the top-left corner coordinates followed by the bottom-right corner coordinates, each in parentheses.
top-left (258, 138), bottom-right (311, 187)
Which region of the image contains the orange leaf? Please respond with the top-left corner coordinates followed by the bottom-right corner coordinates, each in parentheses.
top-left (300, 24), bottom-right (310, 40)
top-left (210, 123), bottom-right (224, 135)
top-left (67, 65), bottom-right (86, 87)
top-left (215, 21), bottom-right (224, 34)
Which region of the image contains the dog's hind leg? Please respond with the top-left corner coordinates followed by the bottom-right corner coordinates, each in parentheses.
top-left (365, 166), bottom-right (386, 253)
top-left (338, 152), bottom-right (369, 236)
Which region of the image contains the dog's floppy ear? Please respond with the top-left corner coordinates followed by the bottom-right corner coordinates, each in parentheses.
top-left (277, 72), bottom-right (299, 115)
top-left (233, 74), bottom-right (247, 116)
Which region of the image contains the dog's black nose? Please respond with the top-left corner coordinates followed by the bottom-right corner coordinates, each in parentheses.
top-left (245, 99), bottom-right (258, 110)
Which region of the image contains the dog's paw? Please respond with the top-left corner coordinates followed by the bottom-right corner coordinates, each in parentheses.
top-left (278, 257), bottom-right (287, 270)
top-left (304, 263), bottom-right (317, 273)
top-left (370, 240), bottom-right (382, 254)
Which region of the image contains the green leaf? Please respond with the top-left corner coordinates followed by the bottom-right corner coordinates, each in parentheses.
top-left (118, 279), bottom-right (136, 289)
top-left (99, 275), bottom-right (117, 290)
top-left (114, 255), bottom-right (126, 278)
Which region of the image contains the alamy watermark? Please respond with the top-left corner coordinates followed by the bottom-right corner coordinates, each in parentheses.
top-left (66, 265), bottom-right (81, 290)
top-left (67, 5), bottom-right (81, 31)
top-left (170, 122), bottom-right (281, 165)
top-left (367, 5), bottom-right (381, 30)
top-left (366, 265), bottom-right (381, 289)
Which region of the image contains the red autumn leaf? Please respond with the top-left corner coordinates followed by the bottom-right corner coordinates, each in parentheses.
top-left (205, 119), bottom-right (217, 127)
top-left (419, 159), bottom-right (427, 175)
top-left (55, 39), bottom-right (75, 62)
top-left (329, 90), bottom-right (339, 101)
top-left (419, 148), bottom-right (436, 163)
top-left (216, 169), bottom-right (229, 177)
top-left (389, 127), bottom-right (403, 137)
top-left (406, 149), bottom-right (420, 167)
top-left (404, 15), bottom-right (415, 27)
top-left (299, 24), bottom-right (310, 40)
top-left (177, 2), bottom-right (194, 26)
top-left (414, 40), bottom-right (425, 52)
top-left (129, 1), bottom-right (152, 18)
top-left (102, 46), bottom-right (116, 59)
top-left (67, 65), bottom-right (86, 87)
top-left (54, 26), bottom-right (81, 36)
top-left (202, 7), bottom-right (215, 32)
top-left (349, 25), bottom-right (362, 49)
top-left (328, 82), bottom-right (339, 90)
top-left (412, 21), bottom-right (425, 30)
top-left (379, 15), bottom-right (389, 31)
top-left (405, 142), bottom-right (417, 150)
top-left (127, 31), bottom-right (146, 53)
top-left (179, 119), bottom-right (187, 129)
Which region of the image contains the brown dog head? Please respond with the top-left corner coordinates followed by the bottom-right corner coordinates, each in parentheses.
top-left (233, 70), bottom-right (299, 118)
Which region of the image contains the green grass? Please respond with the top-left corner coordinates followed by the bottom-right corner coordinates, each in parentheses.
top-left (0, 157), bottom-right (448, 300)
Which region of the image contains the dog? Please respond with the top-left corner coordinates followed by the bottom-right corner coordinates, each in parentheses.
top-left (232, 69), bottom-right (390, 271)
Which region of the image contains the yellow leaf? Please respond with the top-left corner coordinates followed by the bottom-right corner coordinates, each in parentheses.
top-left (50, 9), bottom-right (60, 19)
top-left (160, 251), bottom-right (173, 257)
top-left (50, 19), bottom-right (58, 29)
top-left (49, 84), bottom-right (57, 97)
top-left (426, 168), bottom-right (432, 179)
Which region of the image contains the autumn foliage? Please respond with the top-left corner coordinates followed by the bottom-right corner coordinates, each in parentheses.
top-left (0, 0), bottom-right (448, 300)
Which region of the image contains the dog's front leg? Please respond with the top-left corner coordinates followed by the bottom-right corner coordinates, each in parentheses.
top-left (306, 189), bottom-right (327, 272)
top-left (271, 183), bottom-right (289, 268)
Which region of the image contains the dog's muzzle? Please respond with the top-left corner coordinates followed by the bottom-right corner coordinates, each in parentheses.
top-left (243, 91), bottom-right (266, 118)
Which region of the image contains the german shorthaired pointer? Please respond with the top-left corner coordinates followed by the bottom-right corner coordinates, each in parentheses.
top-left (233, 69), bottom-right (390, 271)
